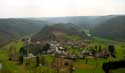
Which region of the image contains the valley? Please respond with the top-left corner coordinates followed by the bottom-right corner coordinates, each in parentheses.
top-left (0, 15), bottom-right (125, 73)
top-left (0, 36), bottom-right (125, 73)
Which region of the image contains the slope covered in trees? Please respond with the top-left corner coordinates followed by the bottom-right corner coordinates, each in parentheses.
top-left (31, 23), bottom-right (89, 42)
top-left (0, 18), bottom-right (46, 46)
top-left (0, 15), bottom-right (124, 46)
top-left (91, 15), bottom-right (125, 41)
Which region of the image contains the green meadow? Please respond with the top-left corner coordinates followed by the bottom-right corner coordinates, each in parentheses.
top-left (0, 37), bottom-right (125, 73)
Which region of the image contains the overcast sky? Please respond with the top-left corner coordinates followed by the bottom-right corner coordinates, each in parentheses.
top-left (0, 0), bottom-right (125, 18)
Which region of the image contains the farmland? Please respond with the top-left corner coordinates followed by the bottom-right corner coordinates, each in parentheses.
top-left (0, 37), bottom-right (125, 73)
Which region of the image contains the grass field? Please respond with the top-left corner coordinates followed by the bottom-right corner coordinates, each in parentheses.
top-left (0, 37), bottom-right (125, 73)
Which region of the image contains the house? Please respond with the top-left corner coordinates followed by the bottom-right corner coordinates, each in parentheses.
top-left (95, 49), bottom-right (110, 58)
top-left (80, 49), bottom-right (91, 58)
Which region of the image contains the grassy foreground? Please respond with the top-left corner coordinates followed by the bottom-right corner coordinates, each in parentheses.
top-left (0, 38), bottom-right (125, 73)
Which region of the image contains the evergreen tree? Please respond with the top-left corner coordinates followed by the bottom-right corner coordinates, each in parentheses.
top-left (19, 46), bottom-right (27, 57)
top-left (19, 56), bottom-right (24, 64)
top-left (108, 45), bottom-right (116, 58)
top-left (36, 56), bottom-right (40, 66)
top-left (42, 43), bottom-right (50, 53)
top-left (98, 45), bottom-right (102, 52)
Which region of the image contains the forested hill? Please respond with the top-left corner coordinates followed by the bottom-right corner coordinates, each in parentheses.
top-left (0, 18), bottom-right (46, 46)
top-left (91, 15), bottom-right (125, 41)
top-left (0, 19), bottom-right (47, 35)
top-left (0, 15), bottom-right (125, 46)
top-left (31, 23), bottom-right (89, 42)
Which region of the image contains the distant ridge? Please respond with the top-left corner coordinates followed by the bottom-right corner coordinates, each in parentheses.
top-left (0, 15), bottom-right (125, 46)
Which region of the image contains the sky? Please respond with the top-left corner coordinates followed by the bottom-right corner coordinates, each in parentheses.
top-left (0, 0), bottom-right (125, 18)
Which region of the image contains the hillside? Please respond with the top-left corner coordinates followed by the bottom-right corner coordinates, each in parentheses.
top-left (91, 15), bottom-right (125, 41)
top-left (39, 15), bottom-right (116, 29)
top-left (31, 23), bottom-right (89, 43)
top-left (0, 19), bottom-right (46, 46)
top-left (0, 16), bottom-right (125, 73)
top-left (0, 19), bottom-right (47, 35)
top-left (0, 24), bottom-right (18, 46)
top-left (0, 15), bottom-right (124, 46)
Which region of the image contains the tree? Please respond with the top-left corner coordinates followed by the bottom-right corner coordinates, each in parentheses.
top-left (36, 56), bottom-right (40, 66)
top-left (108, 45), bottom-right (116, 58)
top-left (98, 45), bottom-right (102, 52)
top-left (19, 56), bottom-right (24, 64)
top-left (42, 43), bottom-right (50, 53)
top-left (19, 46), bottom-right (27, 57)
top-left (19, 46), bottom-right (27, 64)
top-left (103, 60), bottom-right (125, 73)
top-left (91, 49), bottom-right (96, 56)
top-left (8, 45), bottom-right (16, 61)
top-left (41, 55), bottom-right (45, 66)
top-left (85, 57), bottom-right (88, 64)
top-left (69, 63), bottom-right (75, 73)
top-left (95, 45), bottom-right (98, 52)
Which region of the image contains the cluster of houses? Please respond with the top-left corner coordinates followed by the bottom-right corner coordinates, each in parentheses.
top-left (20, 37), bottom-right (125, 73)
top-left (21, 37), bottom-right (113, 60)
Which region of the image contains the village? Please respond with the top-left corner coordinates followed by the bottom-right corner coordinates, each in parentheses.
top-left (21, 37), bottom-right (114, 60)
top-left (7, 37), bottom-right (123, 73)
top-left (0, 32), bottom-right (124, 73)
